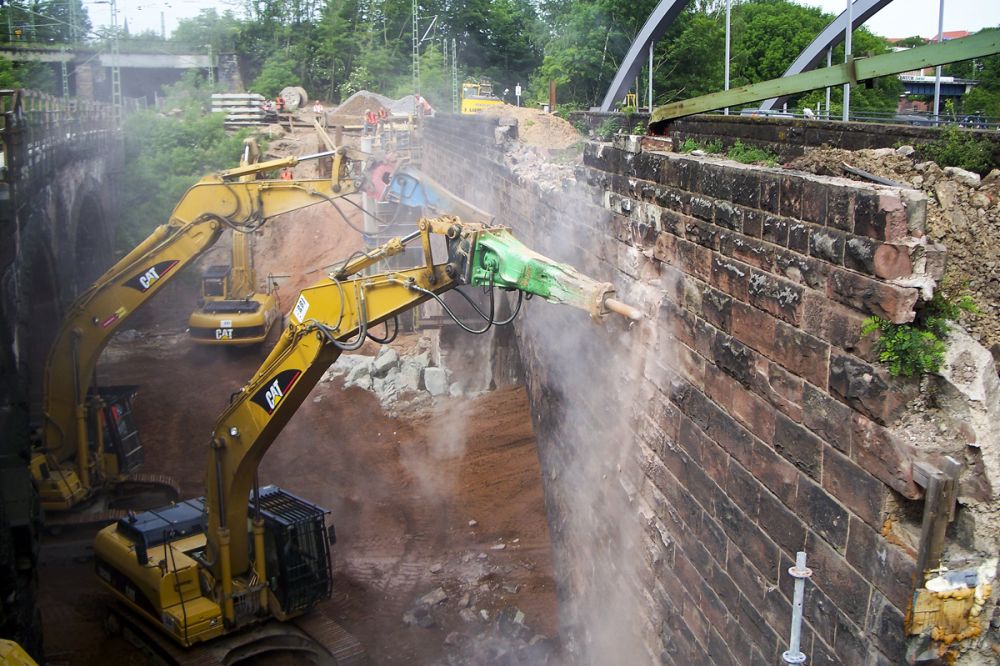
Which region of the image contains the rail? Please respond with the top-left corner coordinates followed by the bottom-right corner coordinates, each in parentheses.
top-left (0, 89), bottom-right (120, 187)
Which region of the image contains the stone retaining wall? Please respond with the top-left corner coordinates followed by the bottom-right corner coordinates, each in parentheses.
top-left (421, 114), bottom-right (974, 665)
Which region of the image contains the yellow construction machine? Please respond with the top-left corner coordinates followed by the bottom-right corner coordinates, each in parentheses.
top-left (33, 145), bottom-right (374, 523)
top-left (93, 212), bottom-right (641, 663)
top-left (460, 78), bottom-right (504, 114)
top-left (187, 140), bottom-right (281, 346)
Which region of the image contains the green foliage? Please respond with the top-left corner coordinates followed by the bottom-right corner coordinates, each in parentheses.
top-left (117, 74), bottom-right (250, 251)
top-left (596, 117), bottom-right (621, 141)
top-left (726, 140), bottom-right (777, 165)
top-left (920, 125), bottom-right (995, 175)
top-left (705, 138), bottom-right (724, 154)
top-left (679, 137), bottom-right (723, 154)
top-left (0, 59), bottom-right (54, 92)
top-left (338, 66), bottom-right (373, 101)
top-left (251, 52), bottom-right (302, 98)
top-left (861, 291), bottom-right (979, 377)
top-left (679, 137), bottom-right (699, 153)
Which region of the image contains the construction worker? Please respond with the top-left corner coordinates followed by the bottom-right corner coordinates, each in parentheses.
top-left (280, 169), bottom-right (293, 180)
top-left (364, 108), bottom-right (377, 136)
top-left (276, 95), bottom-right (286, 113)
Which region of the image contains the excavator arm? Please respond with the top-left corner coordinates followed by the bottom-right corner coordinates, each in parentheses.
top-left (201, 215), bottom-right (641, 622)
top-left (39, 148), bottom-right (366, 504)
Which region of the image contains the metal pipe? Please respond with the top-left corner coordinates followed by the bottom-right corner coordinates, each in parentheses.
top-left (826, 49), bottom-right (832, 120)
top-left (843, 0), bottom-right (852, 122)
top-left (724, 0), bottom-right (731, 115)
top-left (933, 0), bottom-right (945, 121)
top-left (604, 298), bottom-right (643, 322)
top-left (296, 149), bottom-right (337, 162)
top-left (648, 42), bottom-right (654, 113)
top-left (782, 551), bottom-right (812, 664)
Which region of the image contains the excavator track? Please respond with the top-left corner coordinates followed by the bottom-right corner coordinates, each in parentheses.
top-left (107, 600), bottom-right (366, 666)
top-left (43, 475), bottom-right (181, 536)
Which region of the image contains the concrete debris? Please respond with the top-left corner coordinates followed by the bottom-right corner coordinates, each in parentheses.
top-left (944, 166), bottom-right (981, 188)
top-left (420, 587), bottom-right (448, 606)
top-left (502, 583), bottom-right (520, 595)
top-left (458, 608), bottom-right (478, 623)
top-left (372, 347), bottom-right (399, 377)
top-left (896, 144), bottom-right (916, 157)
top-left (444, 631), bottom-right (464, 647)
top-left (402, 606), bottom-right (435, 628)
top-left (430, 563), bottom-right (443, 574)
top-left (448, 382), bottom-right (463, 398)
top-left (468, 519), bottom-right (478, 528)
top-left (479, 609), bottom-right (489, 621)
top-left (312, 396), bottom-right (322, 403)
top-left (423, 367), bottom-right (449, 396)
top-left (458, 592), bottom-right (471, 608)
top-left (490, 543), bottom-right (506, 551)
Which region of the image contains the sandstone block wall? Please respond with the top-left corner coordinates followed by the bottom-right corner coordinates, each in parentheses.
top-left (423, 114), bottom-right (946, 664)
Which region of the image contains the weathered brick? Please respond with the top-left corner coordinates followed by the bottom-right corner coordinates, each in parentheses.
top-left (716, 493), bottom-right (780, 582)
top-left (829, 351), bottom-right (916, 426)
top-left (866, 591), bottom-right (907, 661)
top-left (773, 245), bottom-right (829, 290)
top-left (710, 255), bottom-right (750, 301)
top-left (742, 207), bottom-right (764, 238)
top-left (710, 333), bottom-right (756, 388)
top-left (846, 516), bottom-right (916, 610)
top-left (772, 320), bottom-right (830, 387)
top-left (707, 626), bottom-right (740, 666)
top-left (833, 613), bottom-right (870, 666)
top-left (731, 301), bottom-right (777, 361)
top-left (654, 230), bottom-right (679, 264)
top-left (751, 359), bottom-right (804, 423)
top-left (747, 268), bottom-right (804, 325)
top-left (806, 531), bottom-right (871, 625)
top-left (761, 213), bottom-right (789, 246)
top-left (757, 486), bottom-right (807, 556)
top-left (714, 200), bottom-right (742, 231)
top-left (735, 593), bottom-right (779, 658)
top-left (700, 512), bottom-right (729, 564)
top-left (823, 446), bottom-right (887, 529)
top-left (802, 582), bottom-right (839, 645)
top-left (759, 173), bottom-right (781, 214)
top-left (726, 460), bottom-right (761, 520)
top-left (780, 175), bottom-right (804, 219)
top-left (749, 441), bottom-right (799, 505)
top-left (801, 291), bottom-right (872, 359)
top-left (827, 266), bottom-right (918, 323)
top-left (721, 233), bottom-right (775, 272)
top-left (727, 546), bottom-right (768, 604)
top-left (809, 226), bottom-right (846, 265)
top-left (788, 220), bottom-right (810, 253)
top-left (690, 195), bottom-right (715, 223)
top-left (676, 237), bottom-right (713, 282)
top-left (800, 178), bottom-right (829, 225)
top-left (872, 242), bottom-right (914, 279)
top-left (801, 383), bottom-right (853, 454)
top-left (701, 285), bottom-right (733, 332)
top-left (797, 477), bottom-right (849, 550)
top-left (726, 370), bottom-right (777, 444)
top-left (826, 185), bottom-right (853, 232)
top-left (773, 412), bottom-right (823, 480)
top-left (676, 343), bottom-right (707, 389)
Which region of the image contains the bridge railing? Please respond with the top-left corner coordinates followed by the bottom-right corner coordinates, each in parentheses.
top-left (0, 89), bottom-right (121, 188)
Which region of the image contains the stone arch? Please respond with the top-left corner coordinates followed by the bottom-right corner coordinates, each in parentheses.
top-left (18, 223), bottom-right (61, 412)
top-left (598, 0), bottom-right (694, 112)
top-left (70, 179), bottom-right (113, 292)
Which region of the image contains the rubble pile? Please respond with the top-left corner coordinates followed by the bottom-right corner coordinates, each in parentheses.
top-left (323, 338), bottom-right (468, 414)
top-left (789, 147), bottom-right (1000, 350)
top-left (399, 548), bottom-right (558, 666)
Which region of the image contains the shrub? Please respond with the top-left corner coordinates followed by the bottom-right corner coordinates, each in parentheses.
top-left (861, 290), bottom-right (979, 377)
top-left (727, 140), bottom-right (777, 166)
top-left (920, 125), bottom-right (994, 175)
top-left (679, 138), bottom-right (699, 153)
top-left (596, 117), bottom-right (621, 141)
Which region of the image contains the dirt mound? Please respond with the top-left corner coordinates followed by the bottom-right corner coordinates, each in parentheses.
top-left (788, 147), bottom-right (1000, 349)
top-left (335, 91), bottom-right (391, 117)
top-left (479, 104), bottom-right (582, 150)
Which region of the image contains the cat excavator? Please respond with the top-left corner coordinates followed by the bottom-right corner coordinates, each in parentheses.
top-left (186, 140), bottom-right (281, 346)
top-left (93, 210), bottom-right (641, 664)
top-left (33, 143), bottom-right (379, 526)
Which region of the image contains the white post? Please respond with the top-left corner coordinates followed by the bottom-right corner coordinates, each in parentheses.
top-left (826, 48), bottom-right (832, 120)
top-left (843, 0), bottom-right (852, 122)
top-left (933, 0), bottom-right (944, 122)
top-left (648, 42), bottom-right (654, 112)
top-left (724, 0), bottom-right (731, 115)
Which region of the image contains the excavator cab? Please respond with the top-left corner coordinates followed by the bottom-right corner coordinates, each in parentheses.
top-left (256, 486), bottom-right (333, 615)
top-left (90, 385), bottom-right (143, 479)
top-left (199, 265), bottom-right (230, 299)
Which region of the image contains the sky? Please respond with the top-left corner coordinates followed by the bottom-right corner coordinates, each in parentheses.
top-left (84, 0), bottom-right (1000, 41)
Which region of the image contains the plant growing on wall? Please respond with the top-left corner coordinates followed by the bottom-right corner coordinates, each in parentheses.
top-left (861, 290), bottom-right (979, 377)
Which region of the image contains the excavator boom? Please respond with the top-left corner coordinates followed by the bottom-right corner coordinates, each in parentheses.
top-left (39, 148), bottom-right (362, 509)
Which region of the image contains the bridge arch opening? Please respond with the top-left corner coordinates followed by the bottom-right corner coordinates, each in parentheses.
top-left (21, 235), bottom-right (60, 412)
top-left (73, 190), bottom-right (111, 291)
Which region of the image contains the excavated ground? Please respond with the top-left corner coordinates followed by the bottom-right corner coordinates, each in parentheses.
top-left (36, 121), bottom-right (560, 665)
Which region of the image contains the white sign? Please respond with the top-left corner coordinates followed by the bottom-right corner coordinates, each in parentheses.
top-left (220, 319), bottom-right (232, 328)
top-left (515, 84), bottom-right (521, 97)
top-left (292, 295), bottom-right (310, 322)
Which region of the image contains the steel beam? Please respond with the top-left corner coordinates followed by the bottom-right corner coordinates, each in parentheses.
top-left (649, 31), bottom-right (1000, 128)
top-left (597, 0), bottom-right (693, 112)
top-left (759, 0), bottom-right (894, 111)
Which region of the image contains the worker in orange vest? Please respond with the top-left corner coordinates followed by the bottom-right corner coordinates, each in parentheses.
top-left (279, 169), bottom-right (293, 180)
top-left (276, 95), bottom-right (286, 113)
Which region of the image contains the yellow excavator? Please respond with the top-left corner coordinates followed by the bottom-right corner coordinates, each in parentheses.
top-left (187, 140), bottom-right (281, 346)
top-left (93, 212), bottom-right (641, 663)
top-left (33, 145), bottom-right (375, 523)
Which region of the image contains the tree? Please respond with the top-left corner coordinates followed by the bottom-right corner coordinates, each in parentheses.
top-left (172, 9), bottom-right (242, 52)
top-left (251, 52), bottom-right (302, 97)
